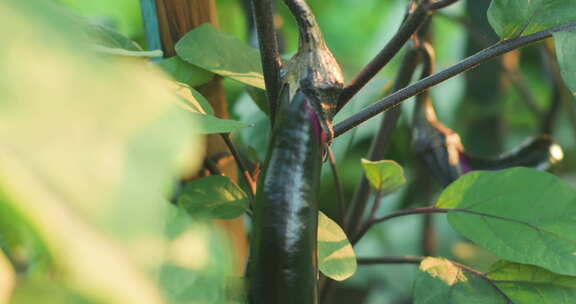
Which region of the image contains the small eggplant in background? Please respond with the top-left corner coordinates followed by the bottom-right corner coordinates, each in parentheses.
top-left (411, 41), bottom-right (562, 188)
top-left (411, 93), bottom-right (563, 187)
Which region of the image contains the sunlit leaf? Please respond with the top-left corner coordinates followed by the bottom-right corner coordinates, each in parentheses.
top-left (488, 0), bottom-right (576, 39)
top-left (414, 257), bottom-right (509, 303)
top-left (317, 212), bottom-right (357, 281)
top-left (174, 82), bottom-right (214, 115)
top-left (360, 159), bottom-right (406, 193)
top-left (554, 29), bottom-right (576, 96)
top-left (436, 168), bottom-right (576, 276)
top-left (158, 56), bottom-right (214, 87)
top-left (175, 23), bottom-right (265, 89)
top-left (178, 176), bottom-right (249, 220)
top-left (90, 45), bottom-right (162, 57)
top-left (487, 261), bottom-right (576, 303)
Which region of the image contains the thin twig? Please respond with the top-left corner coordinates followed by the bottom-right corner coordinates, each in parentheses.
top-left (440, 12), bottom-right (544, 119)
top-left (345, 47), bottom-right (420, 236)
top-left (438, 12), bottom-right (543, 118)
top-left (337, 0), bottom-right (460, 109)
top-left (437, 12), bottom-right (493, 46)
top-left (413, 38), bottom-right (439, 256)
top-left (541, 80), bottom-right (562, 135)
top-left (352, 207), bottom-right (448, 245)
top-left (366, 189), bottom-right (383, 224)
top-left (326, 145), bottom-right (347, 226)
top-left (319, 276), bottom-right (335, 304)
top-left (220, 133), bottom-right (257, 199)
top-left (421, 214), bottom-right (436, 256)
top-left (249, 0), bottom-right (282, 123)
top-left (337, 3), bottom-right (428, 109)
top-left (203, 158), bottom-right (222, 176)
top-left (333, 21), bottom-right (576, 138)
top-left (427, 0), bottom-right (460, 10)
top-left (541, 44), bottom-right (570, 135)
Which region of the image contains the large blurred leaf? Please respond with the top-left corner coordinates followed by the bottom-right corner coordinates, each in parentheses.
top-left (57, 0), bottom-right (143, 38)
top-left (86, 23), bottom-right (143, 51)
top-left (487, 0), bottom-right (576, 39)
top-left (554, 29), bottom-right (576, 95)
top-left (414, 257), bottom-right (509, 303)
top-left (487, 261), bottom-right (576, 303)
top-left (0, 0), bottom-right (202, 302)
top-left (158, 56), bottom-right (214, 87)
top-left (178, 176), bottom-right (249, 220)
top-left (360, 159), bottom-right (406, 193)
top-left (175, 23), bottom-right (265, 89)
top-left (158, 205), bottom-right (235, 303)
top-left (0, 250), bottom-right (15, 303)
top-left (436, 168), bottom-right (576, 276)
top-left (317, 212), bottom-right (357, 281)
top-left (10, 279), bottom-right (95, 304)
top-left (54, 8), bottom-right (154, 58)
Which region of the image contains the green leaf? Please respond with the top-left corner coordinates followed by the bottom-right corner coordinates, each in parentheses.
top-left (0, 1), bottom-right (202, 302)
top-left (189, 113), bottom-right (251, 134)
top-left (61, 8), bottom-right (143, 52)
top-left (360, 159), bottom-right (406, 193)
top-left (172, 79), bottom-right (252, 135)
top-left (56, 0), bottom-right (143, 37)
top-left (487, 0), bottom-right (576, 39)
top-left (0, 250), bottom-right (15, 303)
top-left (178, 176), bottom-right (249, 219)
top-left (10, 279), bottom-right (95, 304)
top-left (175, 23), bottom-right (265, 89)
top-left (175, 82), bottom-right (214, 115)
top-left (317, 212), bottom-right (357, 281)
top-left (487, 261), bottom-right (576, 303)
top-left (90, 46), bottom-right (163, 58)
top-left (158, 56), bottom-right (214, 87)
top-left (86, 23), bottom-right (143, 51)
top-left (158, 205), bottom-right (235, 303)
top-left (554, 29), bottom-right (576, 96)
top-left (414, 257), bottom-right (509, 304)
top-left (436, 168), bottom-right (576, 276)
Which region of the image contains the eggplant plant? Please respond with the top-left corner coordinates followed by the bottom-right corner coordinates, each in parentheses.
top-left (2, 0), bottom-right (576, 304)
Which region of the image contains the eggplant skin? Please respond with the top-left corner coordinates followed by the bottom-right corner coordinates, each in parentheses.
top-left (248, 91), bottom-right (322, 304)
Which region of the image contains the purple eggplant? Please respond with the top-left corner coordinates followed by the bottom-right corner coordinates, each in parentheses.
top-left (248, 1), bottom-right (343, 303)
top-left (411, 43), bottom-right (562, 187)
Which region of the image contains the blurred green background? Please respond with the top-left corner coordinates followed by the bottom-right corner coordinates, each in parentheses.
top-left (2, 0), bottom-right (575, 303)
